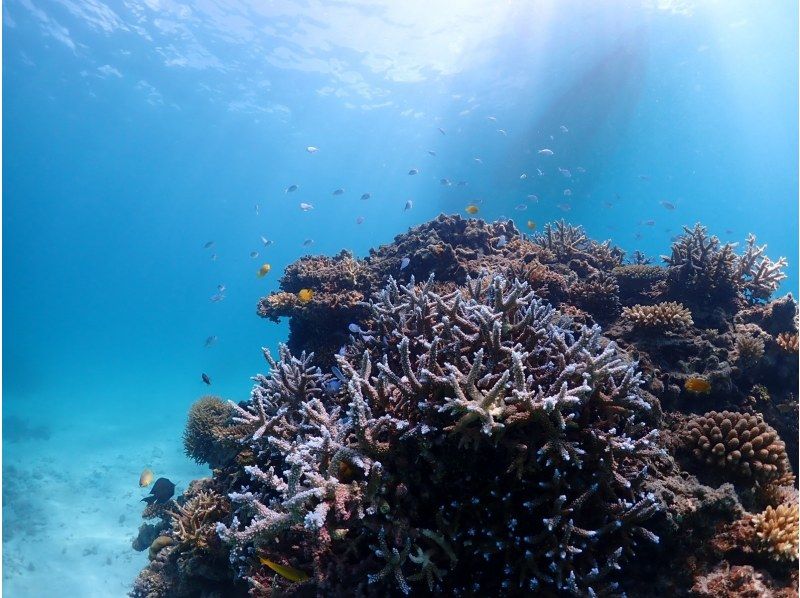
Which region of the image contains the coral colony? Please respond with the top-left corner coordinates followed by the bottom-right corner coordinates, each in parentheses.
top-left (131, 215), bottom-right (798, 597)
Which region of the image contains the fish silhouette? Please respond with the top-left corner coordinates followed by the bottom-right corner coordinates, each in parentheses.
top-left (202, 373), bottom-right (211, 385)
top-left (141, 478), bottom-right (176, 505)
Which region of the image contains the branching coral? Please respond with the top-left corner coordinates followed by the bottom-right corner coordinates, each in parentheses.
top-left (662, 224), bottom-right (787, 308)
top-left (751, 503), bottom-right (799, 561)
top-left (622, 301), bottom-right (694, 331)
top-left (612, 264), bottom-right (667, 304)
top-left (568, 272), bottom-right (621, 322)
top-left (534, 220), bottom-right (624, 269)
top-left (683, 411), bottom-right (792, 483)
top-left (776, 332), bottom-right (799, 353)
top-left (733, 325), bottom-right (767, 368)
top-left (171, 490), bottom-right (230, 555)
top-left (216, 274), bottom-right (660, 596)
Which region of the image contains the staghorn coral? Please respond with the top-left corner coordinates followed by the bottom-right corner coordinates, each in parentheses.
top-left (683, 410), bottom-right (792, 484)
top-left (568, 271), bottom-right (621, 322)
top-left (622, 301), bottom-right (694, 331)
top-left (171, 490), bottom-right (230, 555)
top-left (777, 332), bottom-right (799, 353)
top-left (662, 224), bottom-right (787, 310)
top-left (215, 274), bottom-right (660, 596)
top-left (183, 396), bottom-right (237, 469)
top-left (751, 503), bottom-right (799, 561)
top-left (534, 219), bottom-right (624, 269)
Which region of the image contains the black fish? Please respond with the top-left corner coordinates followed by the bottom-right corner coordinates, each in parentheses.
top-left (141, 478), bottom-right (176, 505)
top-left (202, 373), bottom-right (211, 385)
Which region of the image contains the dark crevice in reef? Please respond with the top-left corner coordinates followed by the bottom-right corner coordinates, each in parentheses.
top-left (131, 214), bottom-right (798, 597)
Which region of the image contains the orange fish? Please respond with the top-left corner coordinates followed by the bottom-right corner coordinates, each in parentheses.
top-left (684, 377), bottom-right (711, 394)
top-left (465, 204), bottom-right (479, 215)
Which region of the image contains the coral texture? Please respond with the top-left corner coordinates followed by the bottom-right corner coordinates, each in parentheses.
top-left (751, 503), bottom-right (799, 561)
top-left (183, 396), bottom-right (237, 469)
top-left (683, 411), bottom-right (792, 483)
top-left (622, 301), bottom-right (694, 331)
top-left (777, 332), bottom-right (799, 353)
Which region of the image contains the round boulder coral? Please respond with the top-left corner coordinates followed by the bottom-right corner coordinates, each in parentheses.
top-left (684, 411), bottom-right (792, 483)
top-left (183, 396), bottom-right (236, 468)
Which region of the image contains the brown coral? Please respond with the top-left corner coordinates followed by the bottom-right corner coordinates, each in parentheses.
top-left (622, 301), bottom-right (694, 331)
top-left (733, 325), bottom-right (767, 367)
top-left (684, 411), bottom-right (792, 483)
top-left (776, 332), bottom-right (799, 353)
top-left (183, 396), bottom-right (237, 468)
top-left (751, 503), bottom-right (799, 561)
top-left (171, 490), bottom-right (230, 554)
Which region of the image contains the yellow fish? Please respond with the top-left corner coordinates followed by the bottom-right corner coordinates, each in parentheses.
top-left (258, 556), bottom-right (310, 583)
top-left (139, 468), bottom-right (154, 488)
top-left (257, 263), bottom-right (271, 278)
top-left (465, 204), bottom-right (479, 215)
top-left (526, 220), bottom-right (536, 231)
top-left (297, 288), bottom-right (314, 304)
top-left (684, 377), bottom-right (711, 394)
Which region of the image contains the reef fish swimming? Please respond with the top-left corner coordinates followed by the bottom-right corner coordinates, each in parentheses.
top-left (257, 263), bottom-right (272, 277)
top-left (684, 377), bottom-right (711, 394)
top-left (139, 468), bottom-right (154, 488)
top-left (465, 204), bottom-right (479, 215)
top-left (297, 288), bottom-right (314, 303)
top-left (258, 556), bottom-right (310, 583)
top-left (202, 373), bottom-right (211, 385)
top-left (141, 477), bottom-right (176, 505)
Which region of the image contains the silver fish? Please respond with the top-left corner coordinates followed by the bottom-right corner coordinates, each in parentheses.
top-left (302, 239), bottom-right (314, 247)
top-left (497, 129), bottom-right (507, 136)
top-left (538, 148), bottom-right (554, 156)
top-left (515, 204), bottom-right (527, 211)
top-left (563, 189), bottom-right (572, 196)
top-left (496, 235), bottom-right (508, 248)
top-left (400, 257), bottom-right (410, 270)
top-left (440, 178), bottom-right (451, 186)
top-left (560, 125), bottom-right (569, 133)
top-left (260, 236), bottom-right (273, 246)
top-left (299, 202), bottom-right (314, 211)
top-left (209, 293), bottom-right (225, 303)
top-left (306, 146), bottom-right (319, 153)
top-left (249, 251), bottom-right (259, 258)
top-left (660, 201), bottom-right (676, 210)
top-left (361, 193), bottom-right (371, 200)
top-left (519, 173), bottom-right (528, 180)
top-left (204, 335), bottom-right (218, 347)
top-left (404, 200), bottom-right (413, 211)
top-left (348, 323), bottom-right (362, 334)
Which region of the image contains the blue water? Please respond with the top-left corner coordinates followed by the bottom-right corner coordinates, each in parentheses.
top-left (3, 1), bottom-right (797, 595)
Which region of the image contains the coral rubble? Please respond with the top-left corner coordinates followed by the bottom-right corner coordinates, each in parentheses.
top-left (131, 214), bottom-right (798, 597)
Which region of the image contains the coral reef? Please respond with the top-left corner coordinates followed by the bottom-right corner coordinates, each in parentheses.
top-left (131, 214), bottom-right (798, 597)
top-left (622, 301), bottom-right (694, 331)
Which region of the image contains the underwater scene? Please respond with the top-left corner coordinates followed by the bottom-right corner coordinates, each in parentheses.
top-left (3, 0), bottom-right (799, 596)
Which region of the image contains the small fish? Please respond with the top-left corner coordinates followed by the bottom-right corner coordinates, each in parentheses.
top-left (400, 257), bottom-right (410, 270)
top-left (563, 189), bottom-right (572, 196)
top-left (559, 168), bottom-right (572, 178)
top-left (324, 379), bottom-right (342, 394)
top-left (557, 203), bottom-right (571, 212)
top-left (404, 200), bottom-right (413, 211)
top-left (487, 116), bottom-right (497, 122)
top-left (258, 556), bottom-right (310, 583)
top-left (139, 469), bottom-right (154, 488)
top-left (538, 148), bottom-right (554, 156)
top-left (210, 253), bottom-right (218, 261)
top-left (440, 178), bottom-right (451, 186)
top-left (250, 251), bottom-right (259, 258)
top-left (257, 263), bottom-right (272, 278)
top-left (302, 239), bottom-right (314, 247)
top-left (299, 203), bottom-right (314, 211)
top-left (643, 219), bottom-right (655, 226)
top-left (285, 184), bottom-right (299, 193)
top-left (142, 478), bottom-right (176, 505)
top-left (361, 193), bottom-right (371, 200)
top-left (209, 293), bottom-right (225, 303)
top-left (348, 323), bottom-right (363, 334)
top-left (526, 220), bottom-right (536, 231)
top-left (684, 377), bottom-right (711, 394)
top-left (260, 236), bottom-right (273, 246)
top-left (217, 284), bottom-right (226, 293)
top-left (559, 125), bottom-right (569, 133)
top-left (575, 166), bottom-right (586, 173)
top-left (457, 181), bottom-right (468, 187)
top-left (536, 168), bottom-right (544, 177)
top-left (203, 241), bottom-right (215, 249)
top-left (254, 204), bottom-right (260, 215)
top-left (297, 288), bottom-right (314, 303)
top-left (333, 188), bottom-right (345, 195)
top-left (438, 127), bottom-right (446, 135)
top-left (427, 150), bottom-right (436, 156)
top-left (202, 373), bottom-right (211, 385)
top-left (408, 168), bottom-right (418, 175)
top-left (204, 335), bottom-right (218, 347)
top-left (497, 129), bottom-right (507, 136)
top-left (496, 235), bottom-right (508, 248)
top-left (306, 146), bottom-right (319, 154)
top-left (660, 201), bottom-right (676, 210)
top-left (514, 204), bottom-right (527, 211)
top-left (527, 194), bottom-right (539, 202)
top-left (331, 366), bottom-right (347, 382)
top-left (355, 216), bottom-right (365, 224)
top-left (465, 204), bottom-right (479, 215)
top-left (638, 174), bottom-right (650, 180)
top-left (519, 173), bottom-right (528, 180)
top-left (473, 157), bottom-right (483, 164)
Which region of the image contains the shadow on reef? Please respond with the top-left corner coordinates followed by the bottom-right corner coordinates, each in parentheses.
top-left (131, 215), bottom-right (798, 597)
